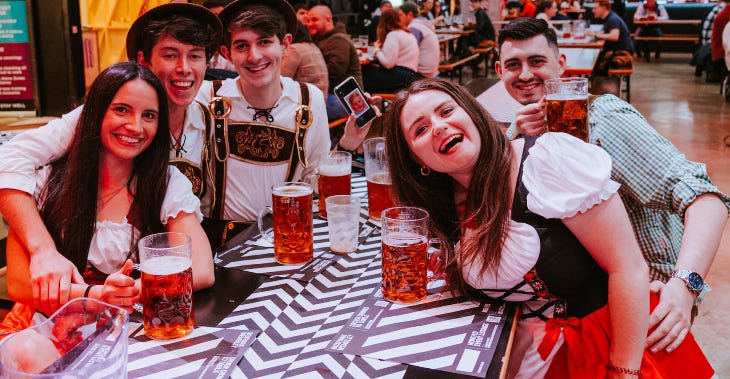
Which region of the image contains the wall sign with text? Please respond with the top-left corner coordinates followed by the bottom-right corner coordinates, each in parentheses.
top-left (0, 0), bottom-right (35, 115)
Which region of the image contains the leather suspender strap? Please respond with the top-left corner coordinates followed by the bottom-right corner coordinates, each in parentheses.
top-left (196, 101), bottom-right (212, 200)
top-left (207, 80), bottom-right (230, 219)
top-left (288, 82), bottom-right (313, 181)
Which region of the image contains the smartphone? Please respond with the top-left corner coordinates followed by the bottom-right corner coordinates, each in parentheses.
top-left (334, 76), bottom-right (377, 128)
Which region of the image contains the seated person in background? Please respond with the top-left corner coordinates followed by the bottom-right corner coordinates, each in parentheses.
top-left (497, 17), bottom-right (730, 356)
top-left (456, 0), bottom-right (496, 57)
top-left (534, 0), bottom-right (560, 33)
top-left (520, 0), bottom-right (537, 17)
top-left (5, 62), bottom-right (214, 321)
top-left (307, 4), bottom-right (363, 120)
top-left (369, 0), bottom-right (393, 43)
top-left (693, 1), bottom-right (724, 78)
top-left (587, 0), bottom-right (634, 93)
top-left (293, 2), bottom-right (310, 24)
top-left (711, 0), bottom-right (730, 82)
top-left (399, 1), bottom-right (440, 78)
top-left (0, 2), bottom-right (222, 313)
top-left (204, 0), bottom-right (238, 79)
top-left (362, 9), bottom-right (421, 93)
top-left (633, 0), bottom-right (669, 61)
top-left (282, 20), bottom-right (329, 95)
top-left (384, 77), bottom-right (715, 378)
top-left (552, 0), bottom-right (572, 20)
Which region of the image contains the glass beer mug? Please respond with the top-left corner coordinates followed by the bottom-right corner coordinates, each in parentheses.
top-left (363, 137), bottom-right (395, 221)
top-left (258, 182), bottom-right (315, 265)
top-left (545, 77), bottom-right (589, 141)
top-left (138, 232), bottom-right (195, 340)
top-left (380, 206), bottom-right (429, 303)
top-left (0, 298), bottom-right (129, 378)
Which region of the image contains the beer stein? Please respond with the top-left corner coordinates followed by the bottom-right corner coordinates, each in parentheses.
top-left (308, 151), bottom-right (352, 219)
top-left (545, 77), bottom-right (589, 141)
top-left (138, 232), bottom-right (194, 340)
top-left (257, 182), bottom-right (314, 265)
top-left (0, 298), bottom-right (129, 378)
top-left (363, 137), bottom-right (395, 221)
top-left (380, 207), bottom-right (429, 303)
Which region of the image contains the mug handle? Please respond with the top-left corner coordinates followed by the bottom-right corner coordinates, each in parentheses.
top-left (257, 206), bottom-right (274, 243)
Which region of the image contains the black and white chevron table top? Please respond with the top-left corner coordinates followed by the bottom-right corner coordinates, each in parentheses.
top-left (212, 174), bottom-right (515, 378)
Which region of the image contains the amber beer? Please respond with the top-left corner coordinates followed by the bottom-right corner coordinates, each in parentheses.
top-left (140, 256), bottom-right (194, 339)
top-left (381, 234), bottom-right (428, 303)
top-left (318, 164), bottom-right (351, 219)
top-left (380, 207), bottom-right (429, 303)
top-left (272, 183), bottom-right (314, 264)
top-left (546, 95), bottom-right (589, 141)
top-left (366, 173), bottom-right (395, 221)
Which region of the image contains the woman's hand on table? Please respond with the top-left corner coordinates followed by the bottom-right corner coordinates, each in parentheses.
top-left (98, 259), bottom-right (140, 313)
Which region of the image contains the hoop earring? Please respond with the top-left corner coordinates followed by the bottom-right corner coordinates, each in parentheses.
top-left (420, 166), bottom-right (431, 176)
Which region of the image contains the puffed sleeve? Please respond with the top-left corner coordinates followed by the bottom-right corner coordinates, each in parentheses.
top-left (161, 166), bottom-right (203, 224)
top-left (522, 133), bottom-right (620, 219)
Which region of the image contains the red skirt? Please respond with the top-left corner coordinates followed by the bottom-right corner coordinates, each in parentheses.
top-left (540, 293), bottom-right (714, 379)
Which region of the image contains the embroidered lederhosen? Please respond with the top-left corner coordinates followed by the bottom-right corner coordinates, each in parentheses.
top-left (168, 102), bottom-right (212, 199)
top-left (204, 81), bottom-right (314, 246)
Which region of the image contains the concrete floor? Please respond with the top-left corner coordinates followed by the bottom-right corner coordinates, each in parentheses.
top-left (628, 53), bottom-right (730, 377)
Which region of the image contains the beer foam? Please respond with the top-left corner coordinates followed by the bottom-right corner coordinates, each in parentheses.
top-left (273, 184), bottom-right (313, 196)
top-left (546, 94), bottom-right (588, 101)
top-left (140, 256), bottom-right (191, 275)
top-left (367, 172), bottom-right (392, 185)
top-left (319, 164), bottom-right (350, 177)
top-left (382, 231), bottom-right (427, 247)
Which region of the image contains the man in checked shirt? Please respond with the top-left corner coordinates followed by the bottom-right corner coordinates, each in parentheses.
top-left (495, 17), bottom-right (730, 355)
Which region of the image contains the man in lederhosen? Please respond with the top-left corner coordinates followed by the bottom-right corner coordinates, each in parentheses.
top-left (195, 0), bottom-right (332, 246)
top-left (0, 3), bottom-right (223, 309)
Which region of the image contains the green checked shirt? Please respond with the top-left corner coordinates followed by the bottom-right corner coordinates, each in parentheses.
top-left (507, 94), bottom-right (730, 285)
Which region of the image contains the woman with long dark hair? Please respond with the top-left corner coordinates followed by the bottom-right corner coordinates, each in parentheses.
top-left (383, 78), bottom-right (714, 378)
top-left (362, 9), bottom-right (420, 93)
top-left (6, 62), bottom-right (214, 317)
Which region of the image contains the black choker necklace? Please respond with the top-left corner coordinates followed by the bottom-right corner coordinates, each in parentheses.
top-left (247, 104), bottom-right (279, 122)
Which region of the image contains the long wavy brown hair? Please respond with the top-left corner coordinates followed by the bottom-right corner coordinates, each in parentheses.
top-left (40, 62), bottom-right (170, 274)
top-left (376, 9), bottom-right (410, 46)
top-left (383, 78), bottom-right (513, 294)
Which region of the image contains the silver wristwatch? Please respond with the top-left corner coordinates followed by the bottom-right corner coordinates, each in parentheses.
top-left (671, 269), bottom-right (704, 295)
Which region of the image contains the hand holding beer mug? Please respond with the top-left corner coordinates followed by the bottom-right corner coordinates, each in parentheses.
top-left (138, 232), bottom-right (194, 340)
top-left (545, 77), bottom-right (589, 141)
top-left (311, 151), bottom-right (352, 219)
top-left (363, 137), bottom-right (395, 221)
top-left (258, 182), bottom-right (314, 265)
top-left (381, 207), bottom-right (429, 303)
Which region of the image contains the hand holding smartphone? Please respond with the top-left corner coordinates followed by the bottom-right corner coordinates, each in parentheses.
top-left (334, 76), bottom-right (377, 128)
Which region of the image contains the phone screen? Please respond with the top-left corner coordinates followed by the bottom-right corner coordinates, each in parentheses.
top-left (334, 77), bottom-right (377, 127)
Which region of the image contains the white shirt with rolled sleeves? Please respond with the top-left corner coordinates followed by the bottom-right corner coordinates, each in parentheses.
top-left (196, 76), bottom-right (330, 222)
top-left (0, 102), bottom-right (211, 214)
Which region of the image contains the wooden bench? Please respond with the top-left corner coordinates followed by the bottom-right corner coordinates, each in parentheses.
top-left (439, 53), bottom-right (480, 83)
top-left (632, 34), bottom-right (699, 43)
top-left (631, 34), bottom-right (699, 58)
top-left (471, 45), bottom-right (497, 77)
top-left (608, 68), bottom-right (634, 103)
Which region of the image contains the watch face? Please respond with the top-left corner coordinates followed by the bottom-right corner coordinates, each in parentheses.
top-left (687, 272), bottom-right (704, 291)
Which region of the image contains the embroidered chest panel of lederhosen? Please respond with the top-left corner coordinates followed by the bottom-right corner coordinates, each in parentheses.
top-left (223, 121), bottom-right (297, 165)
top-left (207, 81), bottom-right (313, 219)
top-left (168, 101), bottom-right (212, 198)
